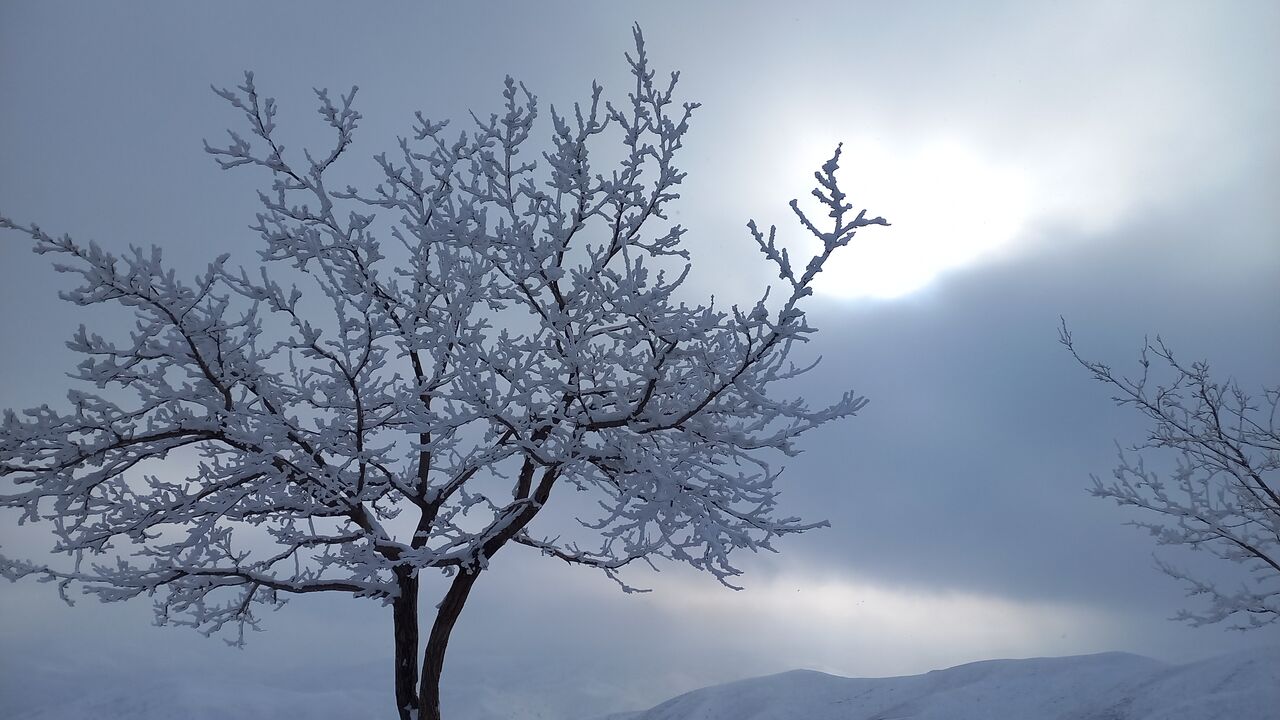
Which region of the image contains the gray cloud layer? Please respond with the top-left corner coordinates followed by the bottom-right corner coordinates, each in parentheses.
top-left (2, 1), bottom-right (1277, 715)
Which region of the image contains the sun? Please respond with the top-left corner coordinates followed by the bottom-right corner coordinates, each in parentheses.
top-left (792, 138), bottom-right (1033, 300)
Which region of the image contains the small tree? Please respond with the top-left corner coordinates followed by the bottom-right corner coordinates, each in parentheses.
top-left (1, 28), bottom-right (886, 720)
top-left (1062, 325), bottom-right (1279, 630)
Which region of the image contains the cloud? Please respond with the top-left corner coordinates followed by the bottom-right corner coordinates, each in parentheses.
top-left (2, 3), bottom-right (1278, 712)
top-left (640, 570), bottom-right (1121, 678)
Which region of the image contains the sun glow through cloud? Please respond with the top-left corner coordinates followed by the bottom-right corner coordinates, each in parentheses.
top-left (651, 573), bottom-right (1116, 677)
top-left (799, 139), bottom-right (1034, 300)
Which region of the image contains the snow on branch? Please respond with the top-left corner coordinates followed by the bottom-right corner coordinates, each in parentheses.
top-left (0, 26), bottom-right (886, 645)
top-left (1063, 322), bottom-right (1280, 630)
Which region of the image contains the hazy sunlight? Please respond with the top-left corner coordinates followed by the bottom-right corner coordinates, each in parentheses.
top-left (798, 139), bottom-right (1032, 300)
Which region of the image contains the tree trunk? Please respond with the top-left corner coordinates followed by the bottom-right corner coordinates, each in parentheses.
top-left (417, 568), bottom-right (481, 720)
top-left (392, 567), bottom-right (420, 720)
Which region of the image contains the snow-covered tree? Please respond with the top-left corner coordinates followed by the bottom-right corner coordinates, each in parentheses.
top-left (1063, 326), bottom-right (1279, 630)
top-left (0, 28), bottom-right (886, 720)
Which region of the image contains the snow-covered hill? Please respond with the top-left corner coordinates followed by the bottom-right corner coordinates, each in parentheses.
top-left (602, 645), bottom-right (1280, 720)
top-left (4, 646), bottom-right (1277, 719)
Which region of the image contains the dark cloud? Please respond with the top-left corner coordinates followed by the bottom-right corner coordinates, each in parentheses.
top-left (2, 1), bottom-right (1277, 713)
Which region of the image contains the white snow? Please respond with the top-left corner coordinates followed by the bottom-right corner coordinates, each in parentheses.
top-left (593, 645), bottom-right (1280, 720)
top-left (5, 645), bottom-right (1277, 719)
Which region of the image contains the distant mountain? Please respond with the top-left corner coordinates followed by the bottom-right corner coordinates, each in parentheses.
top-left (597, 646), bottom-right (1280, 720)
top-left (5, 646), bottom-right (1277, 719)
top-left (1, 654), bottom-right (643, 720)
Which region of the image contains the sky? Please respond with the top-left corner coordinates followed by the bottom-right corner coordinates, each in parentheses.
top-left (1, 1), bottom-right (1278, 717)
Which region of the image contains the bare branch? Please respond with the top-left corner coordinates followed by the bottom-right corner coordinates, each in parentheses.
top-left (1064, 321), bottom-right (1280, 630)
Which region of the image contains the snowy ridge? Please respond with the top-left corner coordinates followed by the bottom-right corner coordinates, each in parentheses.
top-left (598, 646), bottom-right (1280, 720)
top-left (4, 646), bottom-right (1277, 719)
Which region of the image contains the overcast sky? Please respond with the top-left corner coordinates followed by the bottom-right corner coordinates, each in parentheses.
top-left (2, 2), bottom-right (1278, 718)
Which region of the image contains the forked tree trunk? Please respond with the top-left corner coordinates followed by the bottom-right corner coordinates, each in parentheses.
top-left (413, 462), bottom-right (550, 719)
top-left (418, 568), bottom-right (481, 720)
top-left (392, 567), bottom-right (421, 720)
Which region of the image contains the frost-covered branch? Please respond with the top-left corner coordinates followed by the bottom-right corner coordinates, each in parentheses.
top-left (1063, 323), bottom-right (1280, 629)
top-left (2, 25), bottom-right (886, 720)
